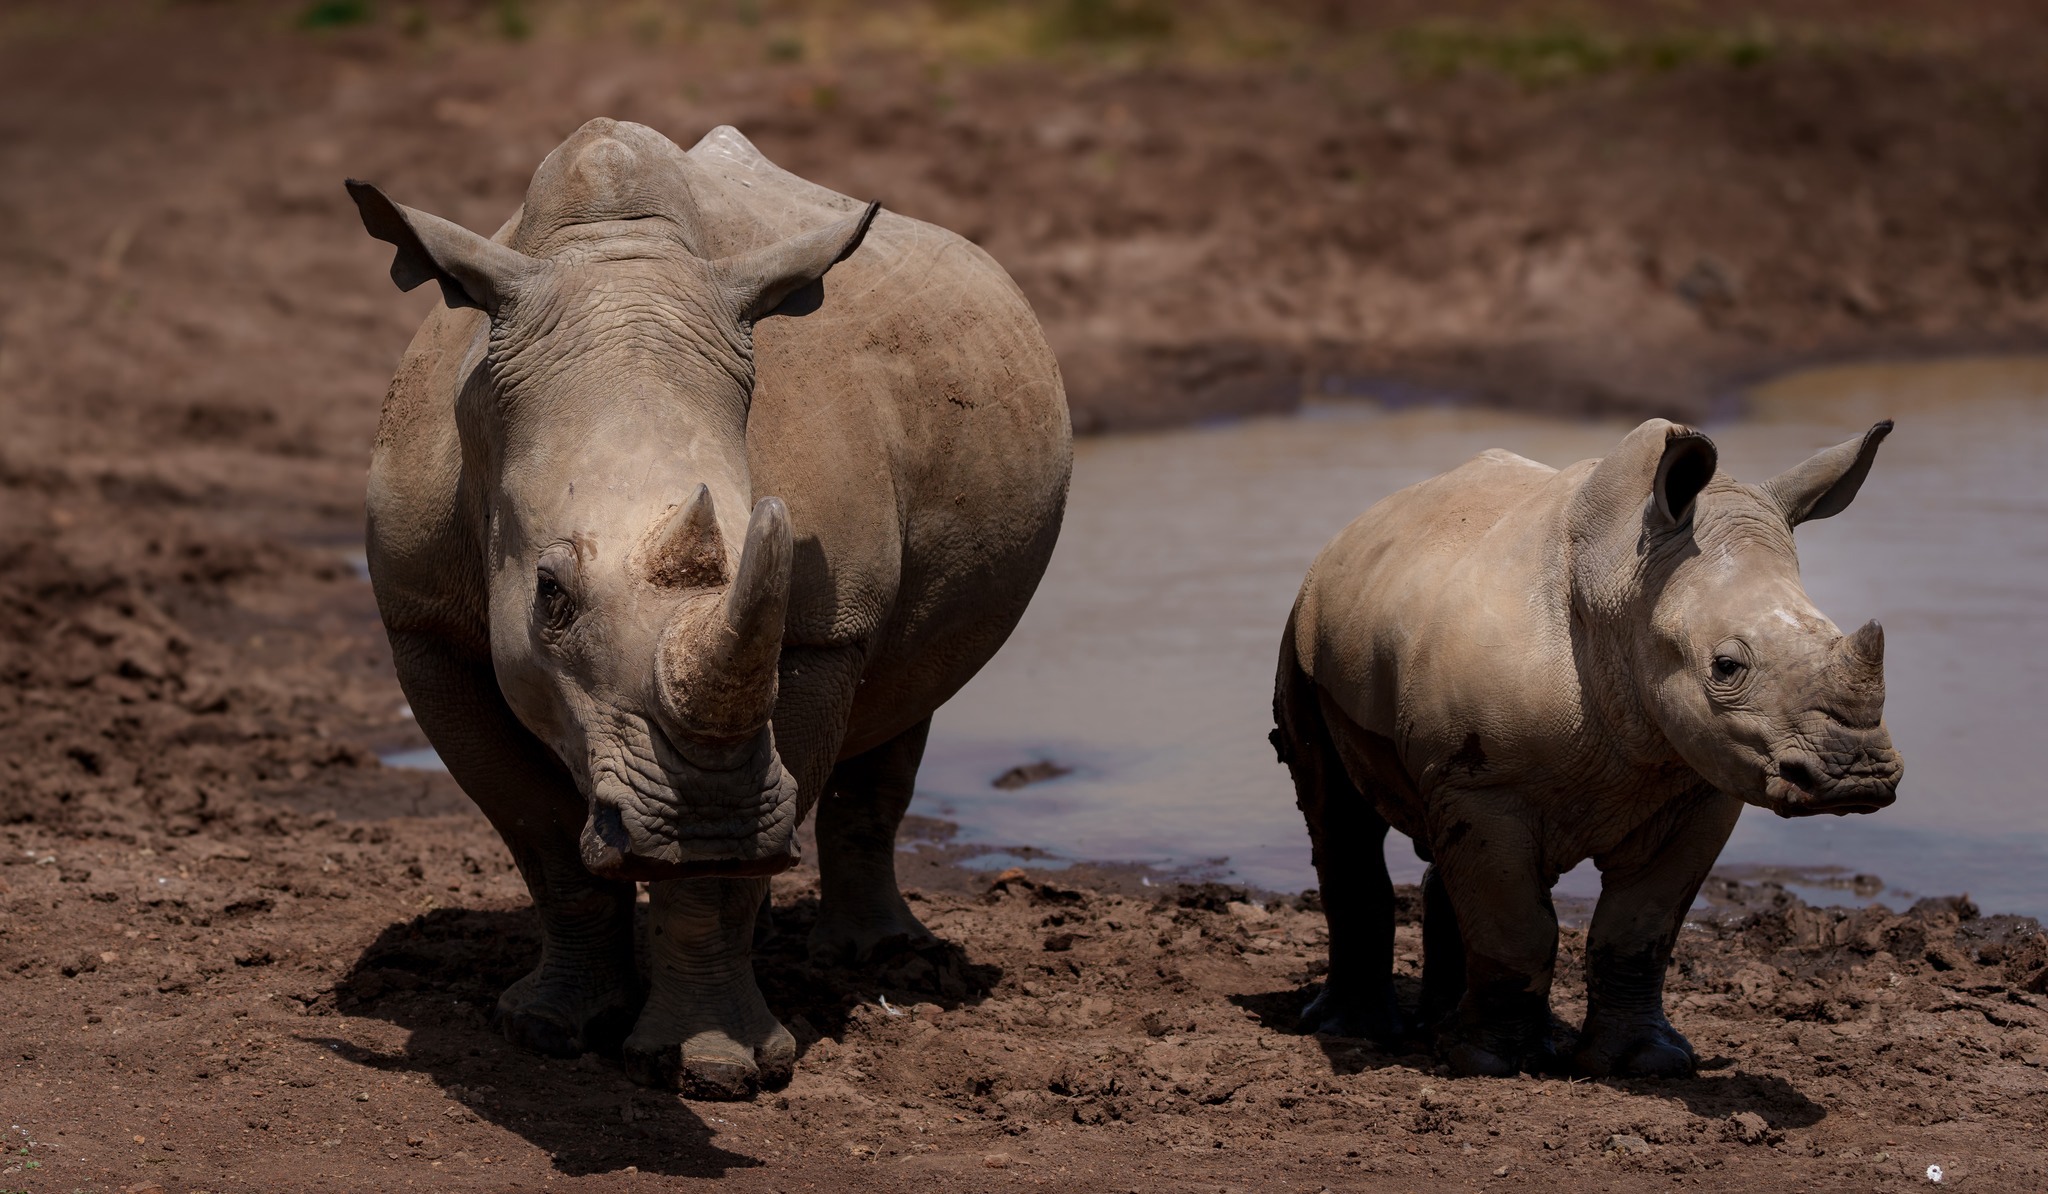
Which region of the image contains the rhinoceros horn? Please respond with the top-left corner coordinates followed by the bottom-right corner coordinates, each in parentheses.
top-left (1844, 618), bottom-right (1885, 668)
top-left (656, 496), bottom-right (792, 746)
top-left (645, 484), bottom-right (727, 590)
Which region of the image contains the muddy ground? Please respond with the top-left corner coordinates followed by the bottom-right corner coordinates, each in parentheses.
top-left (10, 812), bottom-right (2048, 1193)
top-left (6, 1), bottom-right (2048, 1190)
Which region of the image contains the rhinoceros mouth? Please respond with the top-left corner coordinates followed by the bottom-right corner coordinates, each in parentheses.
top-left (1764, 750), bottom-right (1899, 818)
top-left (575, 714), bottom-right (800, 881)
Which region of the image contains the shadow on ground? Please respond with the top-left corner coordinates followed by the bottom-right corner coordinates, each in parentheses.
top-left (1229, 982), bottom-right (1827, 1128)
top-left (317, 893), bottom-right (1002, 1177)
top-left (1230, 979), bottom-right (1438, 1074)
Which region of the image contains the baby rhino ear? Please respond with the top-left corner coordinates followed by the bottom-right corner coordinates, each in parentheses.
top-left (1764, 420), bottom-right (1893, 526)
top-left (1651, 425), bottom-right (1718, 528)
top-left (346, 180), bottom-right (540, 315)
top-left (717, 202), bottom-right (880, 322)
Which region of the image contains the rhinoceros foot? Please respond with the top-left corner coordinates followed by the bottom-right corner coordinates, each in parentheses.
top-left (1298, 979), bottom-right (1404, 1045)
top-left (622, 993), bottom-right (796, 1099)
top-left (807, 896), bottom-right (938, 969)
top-left (1438, 1004), bottom-right (1574, 1078)
top-left (1574, 1011), bottom-right (1697, 1079)
top-left (494, 965), bottom-right (642, 1059)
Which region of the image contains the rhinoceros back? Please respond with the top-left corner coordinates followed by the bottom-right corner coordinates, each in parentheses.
top-left (684, 127), bottom-right (1073, 749)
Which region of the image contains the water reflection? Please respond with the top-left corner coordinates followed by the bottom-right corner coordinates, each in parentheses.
top-left (919, 356), bottom-right (2048, 915)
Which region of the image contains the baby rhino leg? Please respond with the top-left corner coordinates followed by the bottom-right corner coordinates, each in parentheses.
top-left (1578, 788), bottom-right (1742, 1078)
top-left (1432, 808), bottom-right (1563, 1077)
top-left (1277, 682), bottom-right (1401, 1044)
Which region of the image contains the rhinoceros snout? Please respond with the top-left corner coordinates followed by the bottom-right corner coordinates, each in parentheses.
top-left (1765, 740), bottom-right (1900, 818)
top-left (578, 796), bottom-right (801, 882)
top-left (575, 740), bottom-right (803, 882)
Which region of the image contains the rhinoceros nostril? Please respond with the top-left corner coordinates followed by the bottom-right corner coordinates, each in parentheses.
top-left (591, 802), bottom-right (633, 853)
top-left (1778, 759), bottom-right (1817, 793)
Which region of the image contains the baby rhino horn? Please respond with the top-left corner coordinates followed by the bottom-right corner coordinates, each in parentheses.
top-left (1844, 619), bottom-right (1885, 668)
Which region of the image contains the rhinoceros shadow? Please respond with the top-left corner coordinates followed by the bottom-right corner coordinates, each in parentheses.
top-left (1229, 983), bottom-right (1825, 1129)
top-left (323, 894), bottom-right (1000, 1177)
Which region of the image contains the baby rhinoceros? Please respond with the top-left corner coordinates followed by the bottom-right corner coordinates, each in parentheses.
top-left (348, 120), bottom-right (1070, 1098)
top-left (1274, 418), bottom-right (1900, 1078)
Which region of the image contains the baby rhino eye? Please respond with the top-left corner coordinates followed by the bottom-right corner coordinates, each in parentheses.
top-left (536, 569), bottom-right (574, 632)
top-left (1711, 655), bottom-right (1745, 680)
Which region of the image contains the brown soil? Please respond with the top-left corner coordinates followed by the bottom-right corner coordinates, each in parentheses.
top-left (6, 2), bottom-right (2048, 1190)
top-left (10, 815), bottom-right (2048, 1192)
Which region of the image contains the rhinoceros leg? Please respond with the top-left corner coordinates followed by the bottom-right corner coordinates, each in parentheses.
top-left (389, 636), bottom-right (642, 1058)
top-left (1577, 786), bottom-right (1741, 1078)
top-left (625, 875), bottom-right (795, 1099)
top-left (808, 716), bottom-right (938, 966)
top-left (1274, 668), bottom-right (1402, 1044)
top-left (1419, 863), bottom-right (1466, 1025)
top-left (1430, 806), bottom-right (1565, 1077)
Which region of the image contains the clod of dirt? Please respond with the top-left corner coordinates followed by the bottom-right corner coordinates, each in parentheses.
top-left (1171, 882), bottom-right (1251, 913)
top-left (1727, 1111), bottom-right (1775, 1145)
top-left (1605, 1133), bottom-right (1653, 1157)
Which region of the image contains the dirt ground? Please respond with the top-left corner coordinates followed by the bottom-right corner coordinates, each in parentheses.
top-left (6, 1), bottom-right (2048, 1190)
top-left (9, 815), bottom-right (2048, 1192)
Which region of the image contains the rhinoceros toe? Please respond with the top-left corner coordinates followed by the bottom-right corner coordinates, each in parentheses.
top-left (494, 967), bottom-right (641, 1059)
top-left (623, 1019), bottom-right (796, 1099)
top-left (1575, 1014), bottom-right (1697, 1079)
top-left (1437, 1007), bottom-right (1573, 1077)
top-left (807, 900), bottom-right (939, 969)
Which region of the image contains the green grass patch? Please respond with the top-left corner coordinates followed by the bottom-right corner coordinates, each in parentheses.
top-left (1388, 20), bottom-right (1781, 85)
top-left (495, 0), bottom-right (532, 40)
top-left (1034, 0), bottom-right (1174, 49)
top-left (297, 0), bottom-right (372, 29)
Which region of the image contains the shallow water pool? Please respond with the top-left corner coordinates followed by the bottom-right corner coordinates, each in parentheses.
top-left (913, 356), bottom-right (2048, 915)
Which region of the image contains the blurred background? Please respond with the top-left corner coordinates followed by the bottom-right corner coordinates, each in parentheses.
top-left (2, 1), bottom-right (2045, 911)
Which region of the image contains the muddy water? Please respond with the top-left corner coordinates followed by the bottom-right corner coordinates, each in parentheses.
top-left (915, 357), bottom-right (2048, 915)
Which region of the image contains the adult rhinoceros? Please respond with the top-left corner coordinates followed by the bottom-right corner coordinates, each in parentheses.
top-left (348, 120), bottom-right (1071, 1097)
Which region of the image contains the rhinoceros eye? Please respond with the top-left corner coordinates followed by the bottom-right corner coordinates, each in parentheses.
top-left (536, 567), bottom-right (576, 635)
top-left (1711, 655), bottom-right (1745, 680)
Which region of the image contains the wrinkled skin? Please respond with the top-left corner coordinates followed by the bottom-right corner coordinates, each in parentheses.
top-left (353, 120), bottom-right (1071, 1097)
top-left (1274, 418), bottom-right (1900, 1078)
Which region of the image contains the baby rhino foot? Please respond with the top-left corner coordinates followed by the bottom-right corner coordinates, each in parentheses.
top-left (1437, 1008), bottom-right (1570, 1078)
top-left (808, 894), bottom-right (937, 968)
top-left (1575, 1012), bottom-right (1697, 1078)
top-left (495, 964), bottom-right (642, 1059)
top-left (1298, 979), bottom-right (1404, 1045)
top-left (623, 992), bottom-right (796, 1100)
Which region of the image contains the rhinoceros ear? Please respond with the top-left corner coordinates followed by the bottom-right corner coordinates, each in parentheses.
top-left (346, 180), bottom-right (540, 315)
top-left (1764, 421), bottom-right (1893, 526)
top-left (718, 202), bottom-right (880, 323)
top-left (1651, 425), bottom-right (1719, 528)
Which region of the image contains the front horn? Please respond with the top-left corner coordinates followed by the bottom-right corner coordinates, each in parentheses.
top-left (656, 497), bottom-right (792, 743)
